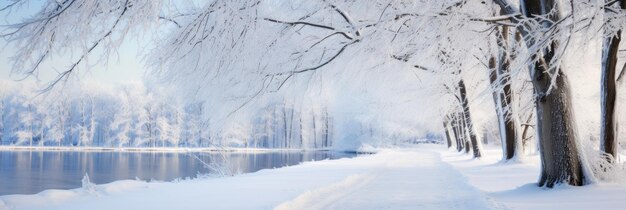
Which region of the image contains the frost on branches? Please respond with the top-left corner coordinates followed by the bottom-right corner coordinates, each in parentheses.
top-left (4, 0), bottom-right (626, 188)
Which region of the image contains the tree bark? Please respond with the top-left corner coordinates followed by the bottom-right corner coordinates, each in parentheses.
top-left (534, 63), bottom-right (584, 187)
top-left (459, 80), bottom-right (482, 158)
top-left (522, 0), bottom-right (584, 187)
top-left (497, 25), bottom-right (519, 160)
top-left (443, 120), bottom-right (453, 148)
top-left (451, 114), bottom-right (463, 152)
top-left (459, 112), bottom-right (470, 154)
top-left (288, 107), bottom-right (294, 148)
top-left (488, 4), bottom-right (520, 161)
top-left (312, 111), bottom-right (317, 148)
top-left (521, 112), bottom-right (534, 151)
top-left (489, 56), bottom-right (507, 154)
top-left (600, 0), bottom-right (624, 160)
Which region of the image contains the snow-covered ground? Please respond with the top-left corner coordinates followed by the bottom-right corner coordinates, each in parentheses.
top-left (442, 147), bottom-right (626, 210)
top-left (1, 144), bottom-right (625, 210)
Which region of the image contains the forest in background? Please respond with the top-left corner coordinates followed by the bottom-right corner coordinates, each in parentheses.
top-left (0, 81), bottom-right (344, 149)
top-left (2, 0), bottom-right (626, 188)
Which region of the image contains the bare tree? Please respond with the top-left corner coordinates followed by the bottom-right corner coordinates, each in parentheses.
top-left (4, 0), bottom-right (624, 188)
top-left (491, 22), bottom-right (521, 161)
top-left (600, 0), bottom-right (625, 161)
top-left (493, 0), bottom-right (584, 187)
top-left (1, 0), bottom-right (164, 90)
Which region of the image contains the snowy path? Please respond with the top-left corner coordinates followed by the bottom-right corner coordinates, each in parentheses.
top-left (0, 147), bottom-right (499, 210)
top-left (274, 149), bottom-right (499, 210)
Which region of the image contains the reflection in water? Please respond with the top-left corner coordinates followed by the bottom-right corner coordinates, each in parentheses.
top-left (0, 151), bottom-right (355, 196)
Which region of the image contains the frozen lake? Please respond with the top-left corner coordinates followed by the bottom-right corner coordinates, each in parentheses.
top-left (0, 150), bottom-right (355, 196)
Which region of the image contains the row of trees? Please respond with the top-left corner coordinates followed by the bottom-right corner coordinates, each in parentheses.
top-left (438, 0), bottom-right (626, 187)
top-left (0, 82), bottom-right (204, 147)
top-left (238, 104), bottom-right (332, 149)
top-left (0, 82), bottom-right (333, 149)
top-left (3, 0), bottom-right (626, 188)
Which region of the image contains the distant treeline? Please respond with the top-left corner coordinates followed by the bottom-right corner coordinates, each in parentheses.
top-left (0, 82), bottom-right (333, 149)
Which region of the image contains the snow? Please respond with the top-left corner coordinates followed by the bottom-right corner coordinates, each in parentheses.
top-left (443, 146), bottom-right (626, 210)
top-left (1, 1), bottom-right (625, 209)
top-left (2, 144), bottom-right (626, 210)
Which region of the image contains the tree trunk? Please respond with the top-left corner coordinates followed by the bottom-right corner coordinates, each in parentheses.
top-left (443, 120), bottom-right (453, 148)
top-left (521, 112), bottom-right (534, 152)
top-left (29, 104), bottom-right (33, 147)
top-left (455, 113), bottom-right (464, 151)
top-left (500, 70), bottom-right (517, 160)
top-left (0, 101), bottom-right (3, 144)
top-left (282, 106), bottom-right (288, 148)
top-left (489, 55), bottom-right (507, 155)
top-left (498, 25), bottom-right (519, 160)
top-left (458, 80), bottom-right (482, 158)
top-left (299, 113), bottom-right (304, 148)
top-left (458, 113), bottom-right (467, 153)
top-left (312, 112), bottom-right (317, 148)
top-left (451, 114), bottom-right (462, 152)
top-left (324, 108), bottom-right (330, 148)
top-left (600, 0), bottom-right (624, 160)
top-left (288, 107), bottom-right (294, 148)
top-left (489, 21), bottom-right (520, 161)
top-left (522, 0), bottom-right (584, 187)
top-left (534, 63), bottom-right (584, 187)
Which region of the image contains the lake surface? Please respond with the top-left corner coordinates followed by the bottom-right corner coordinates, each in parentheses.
top-left (0, 150), bottom-right (356, 196)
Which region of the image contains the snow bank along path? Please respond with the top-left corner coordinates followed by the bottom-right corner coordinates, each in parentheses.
top-left (0, 146), bottom-right (499, 210)
top-left (442, 146), bottom-right (626, 210)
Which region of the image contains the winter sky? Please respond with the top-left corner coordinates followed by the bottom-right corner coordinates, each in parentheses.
top-left (0, 39), bottom-right (145, 84)
top-left (0, 1), bottom-right (146, 84)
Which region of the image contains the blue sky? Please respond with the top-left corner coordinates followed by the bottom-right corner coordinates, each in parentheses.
top-left (0, 39), bottom-right (145, 84)
top-left (0, 0), bottom-right (146, 84)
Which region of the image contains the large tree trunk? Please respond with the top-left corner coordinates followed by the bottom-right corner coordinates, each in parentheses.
top-left (533, 64), bottom-right (584, 187)
top-left (458, 80), bottom-right (482, 158)
top-left (522, 0), bottom-right (584, 187)
top-left (600, 0), bottom-right (624, 160)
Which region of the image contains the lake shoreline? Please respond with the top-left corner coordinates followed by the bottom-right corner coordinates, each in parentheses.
top-left (0, 146), bottom-right (336, 153)
top-left (0, 148), bottom-right (356, 196)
